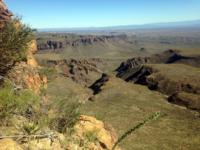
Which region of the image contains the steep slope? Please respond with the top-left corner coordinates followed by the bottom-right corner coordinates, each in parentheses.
top-left (117, 55), bottom-right (200, 111)
top-left (117, 49), bottom-right (200, 75)
top-left (46, 58), bottom-right (103, 86)
top-left (82, 76), bottom-right (200, 150)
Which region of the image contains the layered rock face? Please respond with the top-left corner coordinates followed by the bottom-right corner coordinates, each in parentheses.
top-left (0, 0), bottom-right (12, 28)
top-left (7, 40), bottom-right (47, 93)
top-left (116, 49), bottom-right (200, 111)
top-left (47, 58), bottom-right (103, 86)
top-left (37, 34), bottom-right (128, 51)
top-left (0, 1), bottom-right (46, 93)
top-left (117, 49), bottom-right (200, 75)
top-left (7, 62), bottom-right (47, 93)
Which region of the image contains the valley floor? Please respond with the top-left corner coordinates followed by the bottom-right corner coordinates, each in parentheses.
top-left (47, 73), bottom-right (200, 150)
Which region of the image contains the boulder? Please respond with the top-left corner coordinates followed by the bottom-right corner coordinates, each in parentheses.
top-left (0, 138), bottom-right (23, 150)
top-left (74, 115), bottom-right (121, 150)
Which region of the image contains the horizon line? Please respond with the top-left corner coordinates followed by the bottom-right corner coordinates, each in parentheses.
top-left (36, 19), bottom-right (200, 30)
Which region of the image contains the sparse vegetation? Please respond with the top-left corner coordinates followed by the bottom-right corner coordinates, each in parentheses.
top-left (0, 81), bottom-right (39, 125)
top-left (21, 122), bottom-right (40, 135)
top-left (50, 97), bottom-right (81, 134)
top-left (0, 2), bottom-right (200, 149)
top-left (0, 17), bottom-right (34, 74)
top-left (112, 112), bottom-right (164, 150)
top-left (84, 130), bottom-right (98, 143)
top-left (38, 67), bottom-right (57, 81)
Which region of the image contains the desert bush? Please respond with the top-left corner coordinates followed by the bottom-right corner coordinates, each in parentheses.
top-left (38, 67), bottom-right (57, 81)
top-left (50, 97), bottom-right (81, 134)
top-left (0, 17), bottom-right (34, 74)
top-left (0, 81), bottom-right (39, 125)
top-left (21, 122), bottom-right (40, 135)
top-left (84, 130), bottom-right (98, 143)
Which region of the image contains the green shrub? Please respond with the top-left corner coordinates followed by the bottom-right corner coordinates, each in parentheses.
top-left (50, 97), bottom-right (81, 134)
top-left (21, 122), bottom-right (40, 135)
top-left (0, 82), bottom-right (39, 125)
top-left (0, 17), bottom-right (34, 74)
top-left (38, 67), bottom-right (57, 81)
top-left (84, 130), bottom-right (98, 143)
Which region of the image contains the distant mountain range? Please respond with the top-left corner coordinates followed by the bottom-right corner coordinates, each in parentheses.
top-left (38, 20), bottom-right (200, 32)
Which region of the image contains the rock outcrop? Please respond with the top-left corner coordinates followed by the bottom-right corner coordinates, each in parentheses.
top-left (116, 49), bottom-right (200, 111)
top-left (89, 73), bottom-right (110, 95)
top-left (47, 58), bottom-right (103, 86)
top-left (27, 40), bottom-right (39, 67)
top-left (7, 39), bottom-right (47, 93)
top-left (7, 62), bottom-right (47, 93)
top-left (37, 34), bottom-right (128, 51)
top-left (116, 57), bottom-right (151, 76)
top-left (73, 115), bottom-right (121, 150)
top-left (0, 139), bottom-right (23, 150)
top-left (117, 63), bottom-right (200, 111)
top-left (116, 49), bottom-right (200, 74)
top-left (0, 0), bottom-right (12, 28)
top-left (0, 1), bottom-right (46, 93)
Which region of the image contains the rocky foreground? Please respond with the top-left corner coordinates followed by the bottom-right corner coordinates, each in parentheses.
top-left (0, 1), bottom-right (121, 149)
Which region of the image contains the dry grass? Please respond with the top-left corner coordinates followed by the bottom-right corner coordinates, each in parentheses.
top-left (81, 77), bottom-right (200, 150)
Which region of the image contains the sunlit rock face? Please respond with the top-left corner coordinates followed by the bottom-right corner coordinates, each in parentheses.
top-left (0, 0), bottom-right (12, 28)
top-left (27, 40), bottom-right (39, 67)
top-left (7, 62), bottom-right (47, 93)
top-left (73, 115), bottom-right (121, 150)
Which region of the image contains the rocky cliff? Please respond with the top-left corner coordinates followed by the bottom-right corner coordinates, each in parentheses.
top-left (47, 58), bottom-right (103, 86)
top-left (0, 0), bottom-right (12, 28)
top-left (117, 49), bottom-right (200, 75)
top-left (0, 0), bottom-right (46, 93)
top-left (37, 34), bottom-right (128, 51)
top-left (116, 55), bottom-right (200, 111)
top-left (6, 40), bottom-right (47, 93)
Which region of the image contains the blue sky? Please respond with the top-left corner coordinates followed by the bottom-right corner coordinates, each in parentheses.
top-left (4, 0), bottom-right (200, 28)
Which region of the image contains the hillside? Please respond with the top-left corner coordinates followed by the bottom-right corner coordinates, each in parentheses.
top-left (0, 1), bottom-right (121, 149)
top-left (1, 0), bottom-right (200, 150)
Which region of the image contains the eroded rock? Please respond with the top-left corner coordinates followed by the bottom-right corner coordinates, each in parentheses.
top-left (168, 92), bottom-right (200, 111)
top-left (47, 58), bottom-right (103, 86)
top-left (27, 40), bottom-right (39, 67)
top-left (73, 115), bottom-right (121, 150)
top-left (89, 73), bottom-right (110, 95)
top-left (7, 62), bottom-right (47, 93)
top-left (117, 63), bottom-right (200, 111)
top-left (116, 49), bottom-right (200, 74)
top-left (0, 0), bottom-right (12, 28)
